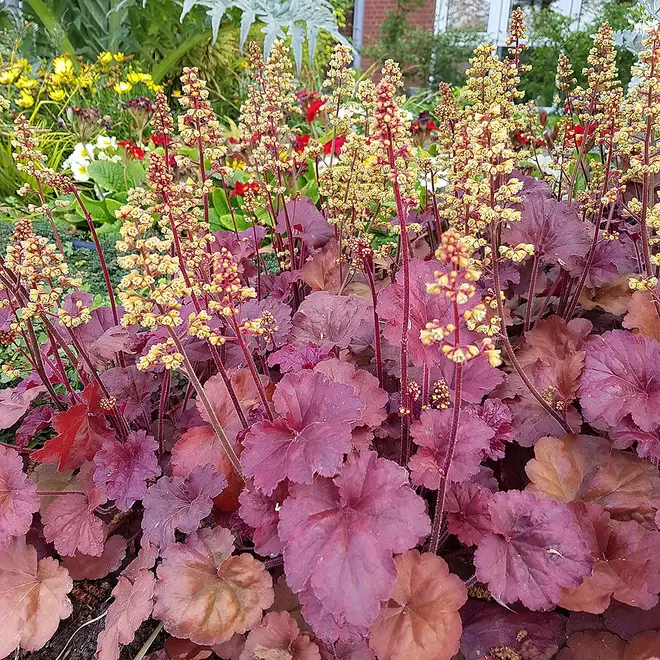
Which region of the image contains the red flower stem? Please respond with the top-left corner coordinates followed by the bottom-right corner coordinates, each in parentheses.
top-left (422, 365), bottom-right (430, 408)
top-left (35, 177), bottom-right (64, 255)
top-left (364, 263), bottom-right (384, 387)
top-left (490, 218), bottom-right (571, 433)
top-left (157, 370), bottom-right (170, 459)
top-left (534, 269), bottom-right (565, 327)
top-left (524, 252), bottom-right (540, 332)
top-left (220, 175), bottom-right (240, 238)
top-left (229, 314), bottom-right (274, 421)
top-left (37, 490), bottom-right (83, 496)
top-left (167, 329), bottom-right (243, 478)
top-left (386, 132), bottom-right (412, 465)
top-left (208, 347), bottom-right (249, 430)
top-left (69, 189), bottom-right (120, 328)
top-left (430, 362), bottom-right (463, 554)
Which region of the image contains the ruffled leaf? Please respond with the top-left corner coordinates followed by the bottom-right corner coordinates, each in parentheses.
top-left (94, 430), bottom-right (161, 511)
top-left (154, 526), bottom-right (274, 645)
top-left (526, 434), bottom-right (660, 527)
top-left (368, 550), bottom-right (466, 660)
top-left (241, 370), bottom-right (363, 494)
top-left (278, 450), bottom-right (430, 633)
top-left (0, 445), bottom-right (39, 548)
top-left (409, 408), bottom-right (494, 488)
top-left (474, 490), bottom-right (592, 610)
top-left (61, 534), bottom-right (127, 580)
top-left (42, 490), bottom-right (107, 557)
top-left (0, 537), bottom-right (73, 656)
top-left (239, 610), bottom-right (321, 660)
top-left (289, 292), bottom-right (373, 352)
top-left (579, 330), bottom-right (660, 433)
top-left (142, 464), bottom-right (227, 549)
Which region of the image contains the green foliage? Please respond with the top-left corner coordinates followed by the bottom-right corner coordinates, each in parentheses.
top-left (87, 159), bottom-right (145, 193)
top-left (362, 0), bottom-right (479, 88)
top-left (519, 1), bottom-right (637, 105)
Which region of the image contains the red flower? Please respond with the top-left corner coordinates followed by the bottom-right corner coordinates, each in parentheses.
top-left (566, 122), bottom-right (596, 148)
top-left (323, 135), bottom-right (346, 156)
top-left (230, 181), bottom-right (259, 199)
top-left (150, 132), bottom-right (172, 147)
top-left (426, 119), bottom-right (439, 132)
top-left (306, 98), bottom-right (325, 123)
top-left (294, 134), bottom-right (311, 153)
top-left (118, 140), bottom-right (145, 160)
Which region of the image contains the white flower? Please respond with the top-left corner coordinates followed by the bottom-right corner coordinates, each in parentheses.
top-left (95, 135), bottom-right (117, 151)
top-left (420, 171), bottom-right (448, 191)
top-left (70, 160), bottom-right (90, 182)
top-left (534, 153), bottom-right (560, 179)
top-left (72, 142), bottom-right (95, 161)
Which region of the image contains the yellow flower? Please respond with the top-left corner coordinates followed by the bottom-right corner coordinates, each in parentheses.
top-left (16, 90), bottom-right (34, 108)
top-left (49, 88), bottom-right (66, 102)
top-left (98, 51), bottom-right (113, 66)
top-left (150, 83), bottom-right (164, 92)
top-left (53, 56), bottom-right (74, 78)
top-left (113, 81), bottom-right (133, 94)
top-left (113, 52), bottom-right (126, 63)
top-left (16, 76), bottom-right (37, 90)
top-left (127, 71), bottom-right (152, 85)
top-left (0, 64), bottom-right (23, 85)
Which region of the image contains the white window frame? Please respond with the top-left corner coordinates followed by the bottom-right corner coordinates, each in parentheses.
top-left (433, 0), bottom-right (586, 47)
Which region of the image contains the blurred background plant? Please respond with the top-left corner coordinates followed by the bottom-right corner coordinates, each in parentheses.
top-left (518, 0), bottom-right (637, 105)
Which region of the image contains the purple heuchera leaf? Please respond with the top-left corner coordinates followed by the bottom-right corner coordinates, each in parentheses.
top-left (475, 399), bottom-right (514, 460)
top-left (241, 371), bottom-right (363, 495)
top-left (610, 418), bottom-right (660, 461)
top-left (409, 408), bottom-right (494, 488)
top-left (459, 599), bottom-right (567, 660)
top-left (474, 490), bottom-right (593, 610)
top-left (100, 367), bottom-right (159, 423)
top-left (93, 430), bottom-right (161, 511)
top-left (277, 450), bottom-right (431, 632)
top-left (298, 588), bottom-right (368, 645)
top-left (14, 406), bottom-right (55, 448)
top-left (0, 445), bottom-right (39, 548)
top-left (238, 481), bottom-right (288, 557)
top-left (240, 298), bottom-right (293, 350)
top-left (141, 464), bottom-right (227, 549)
top-left (0, 385), bottom-right (46, 430)
top-left (378, 259), bottom-right (479, 368)
top-left (579, 330), bottom-right (660, 432)
top-left (445, 482), bottom-right (494, 546)
top-left (276, 196), bottom-right (334, 249)
top-left (289, 292), bottom-right (374, 352)
top-left (268, 342), bottom-right (334, 373)
top-left (65, 295), bottom-right (136, 370)
top-left (42, 491), bottom-right (108, 557)
top-left (502, 190), bottom-right (591, 270)
top-left (313, 358), bottom-right (387, 429)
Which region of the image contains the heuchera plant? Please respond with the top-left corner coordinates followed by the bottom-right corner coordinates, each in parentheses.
top-left (1, 11), bottom-right (660, 660)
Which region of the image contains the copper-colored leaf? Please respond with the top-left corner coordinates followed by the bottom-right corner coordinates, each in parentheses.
top-left (368, 550), bottom-right (466, 660)
top-left (623, 290), bottom-right (660, 341)
top-left (0, 537), bottom-right (73, 656)
top-left (526, 435), bottom-right (660, 526)
top-left (154, 526), bottom-right (274, 645)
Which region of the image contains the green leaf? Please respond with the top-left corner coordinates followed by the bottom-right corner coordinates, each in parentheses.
top-left (87, 160), bottom-right (145, 193)
top-left (300, 178), bottom-right (319, 203)
top-left (151, 31), bottom-right (212, 83)
top-left (212, 188), bottom-right (231, 217)
top-left (209, 209), bottom-right (250, 232)
top-left (74, 194), bottom-right (114, 223)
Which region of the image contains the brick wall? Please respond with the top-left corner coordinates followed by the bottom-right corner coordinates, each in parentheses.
top-left (361, 0), bottom-right (437, 47)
